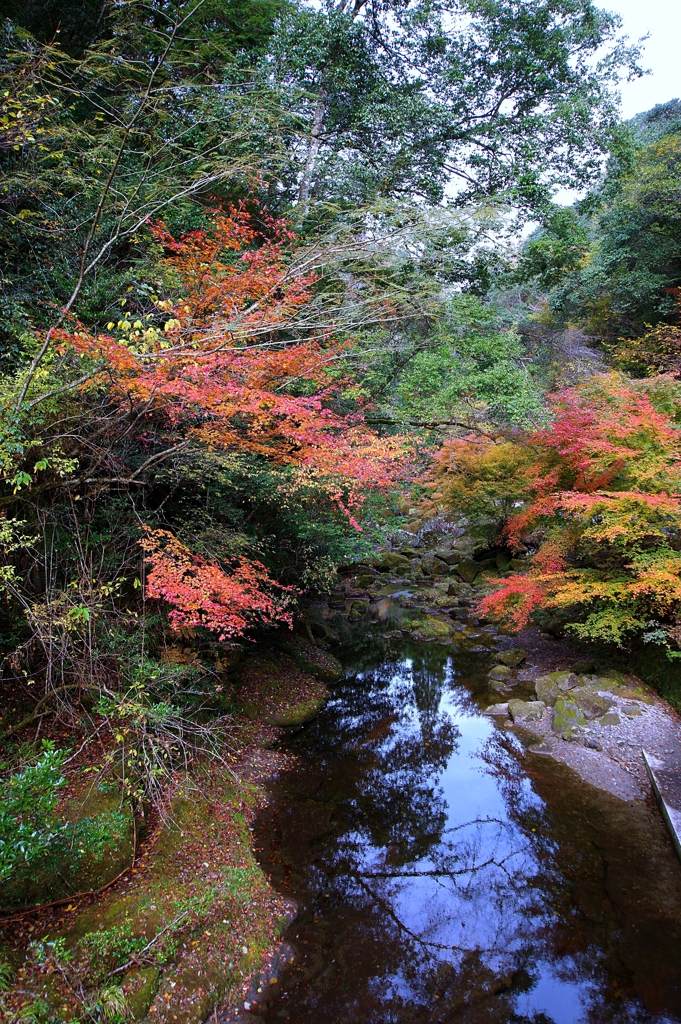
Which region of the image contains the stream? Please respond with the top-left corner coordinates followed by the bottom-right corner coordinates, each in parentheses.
top-left (252, 639), bottom-right (681, 1024)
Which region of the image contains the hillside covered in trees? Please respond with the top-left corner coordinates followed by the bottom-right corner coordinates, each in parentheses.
top-left (1, 0), bottom-right (680, 1020)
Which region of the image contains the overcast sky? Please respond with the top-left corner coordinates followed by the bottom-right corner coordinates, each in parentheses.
top-left (605, 0), bottom-right (680, 118)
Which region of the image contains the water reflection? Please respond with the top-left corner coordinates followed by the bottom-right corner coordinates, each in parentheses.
top-left (254, 642), bottom-right (681, 1024)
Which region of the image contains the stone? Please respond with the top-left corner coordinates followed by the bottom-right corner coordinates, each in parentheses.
top-left (495, 553), bottom-right (512, 571)
top-left (509, 558), bottom-right (526, 570)
top-left (573, 691), bottom-right (614, 719)
top-left (599, 712), bottom-right (621, 726)
top-left (552, 698), bottom-right (587, 733)
top-left (496, 648), bottom-right (527, 667)
top-left (623, 704), bottom-right (644, 717)
top-left (535, 671), bottom-right (578, 698)
top-left (488, 664), bottom-right (513, 682)
top-left (356, 574), bottom-right (377, 588)
top-left (399, 547), bottom-right (420, 557)
top-left (456, 560), bottom-right (479, 583)
top-left (373, 552), bottom-right (412, 574)
top-left (435, 550), bottom-right (461, 565)
top-left (585, 737), bottom-right (603, 751)
top-left (484, 702), bottom-right (510, 717)
top-left (535, 678), bottom-right (560, 706)
top-left (489, 680), bottom-right (511, 694)
top-left (447, 582), bottom-right (462, 596)
top-left (408, 617), bottom-right (452, 642)
top-left (328, 594), bottom-right (346, 609)
top-left (508, 699), bottom-right (546, 723)
top-left (348, 600), bottom-right (368, 620)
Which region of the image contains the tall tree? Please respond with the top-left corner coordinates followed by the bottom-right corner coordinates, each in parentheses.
top-left (265, 0), bottom-right (641, 216)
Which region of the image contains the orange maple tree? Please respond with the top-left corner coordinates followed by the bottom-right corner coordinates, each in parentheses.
top-left (435, 373), bottom-right (681, 649)
top-left (53, 206), bottom-right (407, 637)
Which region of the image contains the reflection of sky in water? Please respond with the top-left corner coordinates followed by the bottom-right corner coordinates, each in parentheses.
top-left (257, 646), bottom-right (681, 1024)
top-left (348, 656), bottom-right (562, 1011)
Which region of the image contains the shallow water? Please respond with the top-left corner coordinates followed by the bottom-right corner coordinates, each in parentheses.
top-left (253, 641), bottom-right (681, 1024)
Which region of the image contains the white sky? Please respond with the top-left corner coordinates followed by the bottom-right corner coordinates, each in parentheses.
top-left (604, 0), bottom-right (680, 117)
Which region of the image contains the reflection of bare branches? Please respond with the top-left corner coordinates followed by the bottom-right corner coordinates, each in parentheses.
top-left (351, 873), bottom-right (508, 958)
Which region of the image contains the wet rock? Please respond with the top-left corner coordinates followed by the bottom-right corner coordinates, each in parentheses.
top-left (484, 702), bottom-right (510, 717)
top-left (489, 680), bottom-right (511, 694)
top-left (488, 664), bottom-right (513, 682)
top-left (456, 560), bottom-right (479, 583)
top-left (496, 553), bottom-right (512, 571)
top-left (599, 712), bottom-right (621, 726)
top-left (496, 648), bottom-right (527, 667)
top-left (552, 697), bottom-right (587, 733)
top-left (573, 691), bottom-right (614, 720)
top-left (508, 699), bottom-right (546, 723)
top-left (399, 546), bottom-right (420, 557)
top-left (447, 582), bottom-right (462, 596)
top-left (356, 573), bottom-right (378, 588)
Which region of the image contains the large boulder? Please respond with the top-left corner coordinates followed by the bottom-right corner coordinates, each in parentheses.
top-left (484, 702), bottom-right (510, 717)
top-left (416, 515), bottom-right (466, 549)
top-left (534, 671), bottom-right (578, 705)
top-left (456, 560), bottom-right (479, 583)
top-left (372, 552), bottom-right (412, 574)
top-left (421, 555), bottom-right (448, 576)
top-left (552, 697), bottom-right (586, 733)
top-left (508, 699), bottom-right (546, 723)
top-left (573, 690), bottom-right (614, 719)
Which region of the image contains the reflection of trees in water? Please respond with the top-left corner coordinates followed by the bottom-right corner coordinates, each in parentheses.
top-left (258, 647), bottom-right (681, 1024)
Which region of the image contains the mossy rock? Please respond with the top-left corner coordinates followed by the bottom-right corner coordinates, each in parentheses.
top-left (283, 640), bottom-right (342, 682)
top-left (456, 560), bottom-right (479, 583)
top-left (269, 695), bottom-right (327, 727)
top-left (124, 967), bottom-right (159, 1020)
top-left (572, 690), bottom-right (614, 720)
top-left (435, 550), bottom-right (460, 565)
top-left (534, 671), bottom-right (578, 707)
top-left (408, 617), bottom-right (453, 642)
top-left (488, 664), bottom-right (512, 682)
top-left (495, 648), bottom-right (526, 667)
top-left (508, 699), bottom-right (545, 724)
top-left (552, 698), bottom-right (587, 734)
top-left (372, 552), bottom-right (412, 573)
top-left (356, 573), bottom-right (377, 588)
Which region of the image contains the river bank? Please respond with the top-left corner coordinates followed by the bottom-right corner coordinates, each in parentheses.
top-left (4, 521), bottom-right (681, 1024)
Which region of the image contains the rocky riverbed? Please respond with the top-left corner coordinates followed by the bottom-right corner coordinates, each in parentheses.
top-left (313, 518), bottom-right (681, 818)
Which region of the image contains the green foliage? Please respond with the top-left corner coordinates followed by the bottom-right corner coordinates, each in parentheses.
top-left (0, 743), bottom-right (128, 884)
top-left (520, 100), bottom-right (681, 341)
top-left (394, 296), bottom-right (544, 427)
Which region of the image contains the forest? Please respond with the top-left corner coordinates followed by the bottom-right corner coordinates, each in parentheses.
top-left (1, 0), bottom-right (680, 1021)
